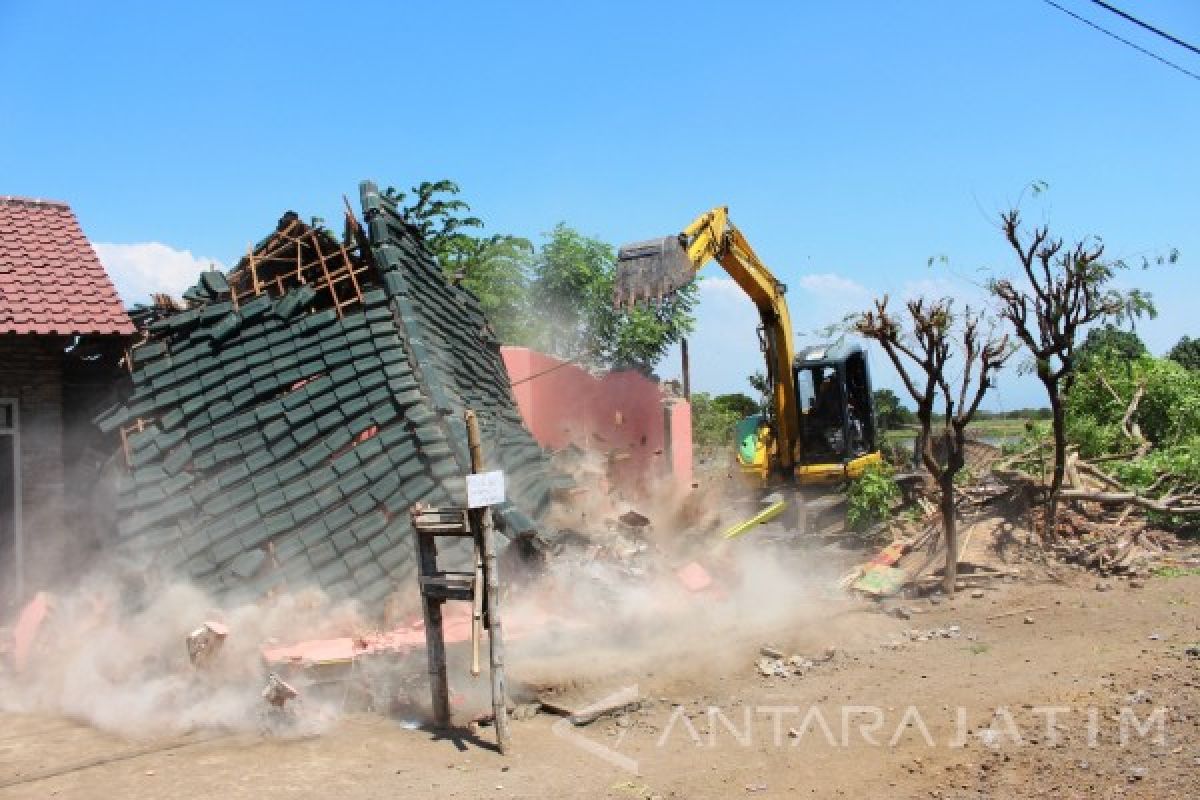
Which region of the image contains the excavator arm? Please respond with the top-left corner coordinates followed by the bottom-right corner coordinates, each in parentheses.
top-left (615, 206), bottom-right (799, 474)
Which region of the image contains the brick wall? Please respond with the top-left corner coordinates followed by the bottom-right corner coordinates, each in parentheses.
top-left (0, 335), bottom-right (65, 605)
top-left (501, 346), bottom-right (693, 491)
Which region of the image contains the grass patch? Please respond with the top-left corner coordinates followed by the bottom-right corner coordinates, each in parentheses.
top-left (1152, 565), bottom-right (1200, 578)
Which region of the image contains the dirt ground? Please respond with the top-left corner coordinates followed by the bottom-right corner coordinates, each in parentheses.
top-left (2, 557), bottom-right (1198, 799)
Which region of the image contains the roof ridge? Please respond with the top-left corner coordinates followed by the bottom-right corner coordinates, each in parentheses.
top-left (0, 195), bottom-right (70, 210)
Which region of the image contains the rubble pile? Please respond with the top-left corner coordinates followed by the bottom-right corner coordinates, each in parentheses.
top-left (96, 181), bottom-right (570, 606)
top-left (1046, 508), bottom-right (1180, 576)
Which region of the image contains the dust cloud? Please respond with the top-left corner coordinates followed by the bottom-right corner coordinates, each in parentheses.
top-left (1, 472), bottom-right (863, 738)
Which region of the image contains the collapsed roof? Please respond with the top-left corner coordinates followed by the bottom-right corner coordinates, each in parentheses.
top-left (97, 181), bottom-right (569, 606)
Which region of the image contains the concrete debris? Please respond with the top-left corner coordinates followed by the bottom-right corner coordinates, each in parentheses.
top-left (675, 561), bottom-right (713, 593)
top-left (759, 645), bottom-right (784, 660)
top-left (262, 673), bottom-right (299, 708)
top-left (186, 620), bottom-right (229, 667)
top-left (510, 703), bottom-right (541, 721)
top-left (756, 652), bottom-right (821, 678)
top-left (886, 626), bottom-right (966, 650)
top-left (924, 626), bottom-right (961, 640)
top-left (617, 510), bottom-right (651, 529)
top-left (11, 592), bottom-right (52, 674)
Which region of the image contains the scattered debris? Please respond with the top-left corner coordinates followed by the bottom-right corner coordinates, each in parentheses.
top-left (11, 592), bottom-right (52, 674)
top-left (617, 510), bottom-right (651, 529)
top-left (675, 562), bottom-right (714, 593)
top-left (540, 686), bottom-right (641, 726)
top-left (986, 605), bottom-right (1049, 622)
top-left (186, 621), bottom-right (228, 667)
top-left (262, 673), bottom-right (298, 708)
top-left (510, 703), bottom-right (540, 721)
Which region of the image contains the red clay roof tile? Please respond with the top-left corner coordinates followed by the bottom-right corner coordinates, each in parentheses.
top-left (0, 196), bottom-right (134, 336)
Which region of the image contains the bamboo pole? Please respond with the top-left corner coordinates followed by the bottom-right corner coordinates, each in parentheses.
top-left (463, 410), bottom-right (511, 754)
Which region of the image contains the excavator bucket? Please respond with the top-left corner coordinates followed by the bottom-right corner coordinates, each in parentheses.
top-left (613, 235), bottom-right (694, 307)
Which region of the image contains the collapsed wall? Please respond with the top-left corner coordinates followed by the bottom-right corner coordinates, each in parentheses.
top-left (96, 180), bottom-right (569, 606)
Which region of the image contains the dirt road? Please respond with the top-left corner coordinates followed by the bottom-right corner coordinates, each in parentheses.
top-left (2, 571), bottom-right (1197, 799)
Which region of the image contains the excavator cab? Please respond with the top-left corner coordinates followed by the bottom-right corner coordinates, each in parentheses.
top-left (792, 342), bottom-right (880, 484)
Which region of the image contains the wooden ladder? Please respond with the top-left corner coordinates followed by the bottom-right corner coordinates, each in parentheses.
top-left (409, 411), bottom-right (510, 753)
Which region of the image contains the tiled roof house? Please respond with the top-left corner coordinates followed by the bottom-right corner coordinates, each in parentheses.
top-left (0, 196), bottom-right (134, 611)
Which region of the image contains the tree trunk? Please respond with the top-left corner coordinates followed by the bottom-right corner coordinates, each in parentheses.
top-left (940, 475), bottom-right (958, 594)
top-left (1045, 388), bottom-right (1067, 541)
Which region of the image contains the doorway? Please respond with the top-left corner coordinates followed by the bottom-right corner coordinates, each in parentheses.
top-left (0, 399), bottom-right (20, 611)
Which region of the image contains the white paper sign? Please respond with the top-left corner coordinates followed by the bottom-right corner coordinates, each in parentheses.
top-left (466, 470), bottom-right (506, 508)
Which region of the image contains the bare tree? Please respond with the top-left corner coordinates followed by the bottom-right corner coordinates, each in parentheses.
top-left (990, 210), bottom-right (1157, 539)
top-left (857, 297), bottom-right (1012, 594)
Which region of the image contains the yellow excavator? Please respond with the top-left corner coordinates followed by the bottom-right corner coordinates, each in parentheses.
top-left (615, 206), bottom-right (882, 504)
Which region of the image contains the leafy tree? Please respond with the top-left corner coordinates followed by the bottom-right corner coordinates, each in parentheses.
top-left (873, 387), bottom-right (914, 431)
top-left (387, 179), bottom-right (483, 247)
top-left (1077, 324), bottom-right (1147, 367)
top-left (857, 297), bottom-right (1012, 593)
top-left (989, 209), bottom-right (1164, 539)
top-left (1067, 352), bottom-right (1200, 458)
top-left (528, 223), bottom-right (697, 372)
top-left (439, 233), bottom-right (534, 342)
top-left (391, 182), bottom-right (698, 373)
top-left (389, 180), bottom-right (533, 338)
top-left (690, 392), bottom-right (741, 454)
top-left (712, 392), bottom-right (760, 418)
top-left (1167, 335), bottom-right (1200, 371)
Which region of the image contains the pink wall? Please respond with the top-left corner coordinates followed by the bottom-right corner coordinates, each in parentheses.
top-left (501, 347), bottom-right (692, 490)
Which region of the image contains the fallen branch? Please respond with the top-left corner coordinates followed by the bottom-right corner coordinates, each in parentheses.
top-left (1058, 488), bottom-right (1200, 515)
top-left (1098, 375), bottom-right (1150, 457)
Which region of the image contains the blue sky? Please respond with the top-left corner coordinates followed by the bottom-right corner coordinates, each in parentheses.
top-left (2, 1), bottom-right (1197, 408)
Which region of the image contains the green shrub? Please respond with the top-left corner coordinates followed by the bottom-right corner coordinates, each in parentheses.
top-left (846, 462), bottom-right (901, 532)
top-left (1067, 354), bottom-right (1200, 455)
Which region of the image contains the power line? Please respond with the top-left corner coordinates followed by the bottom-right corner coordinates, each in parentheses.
top-left (1040, 0), bottom-right (1200, 82)
top-left (1088, 0), bottom-right (1200, 58)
